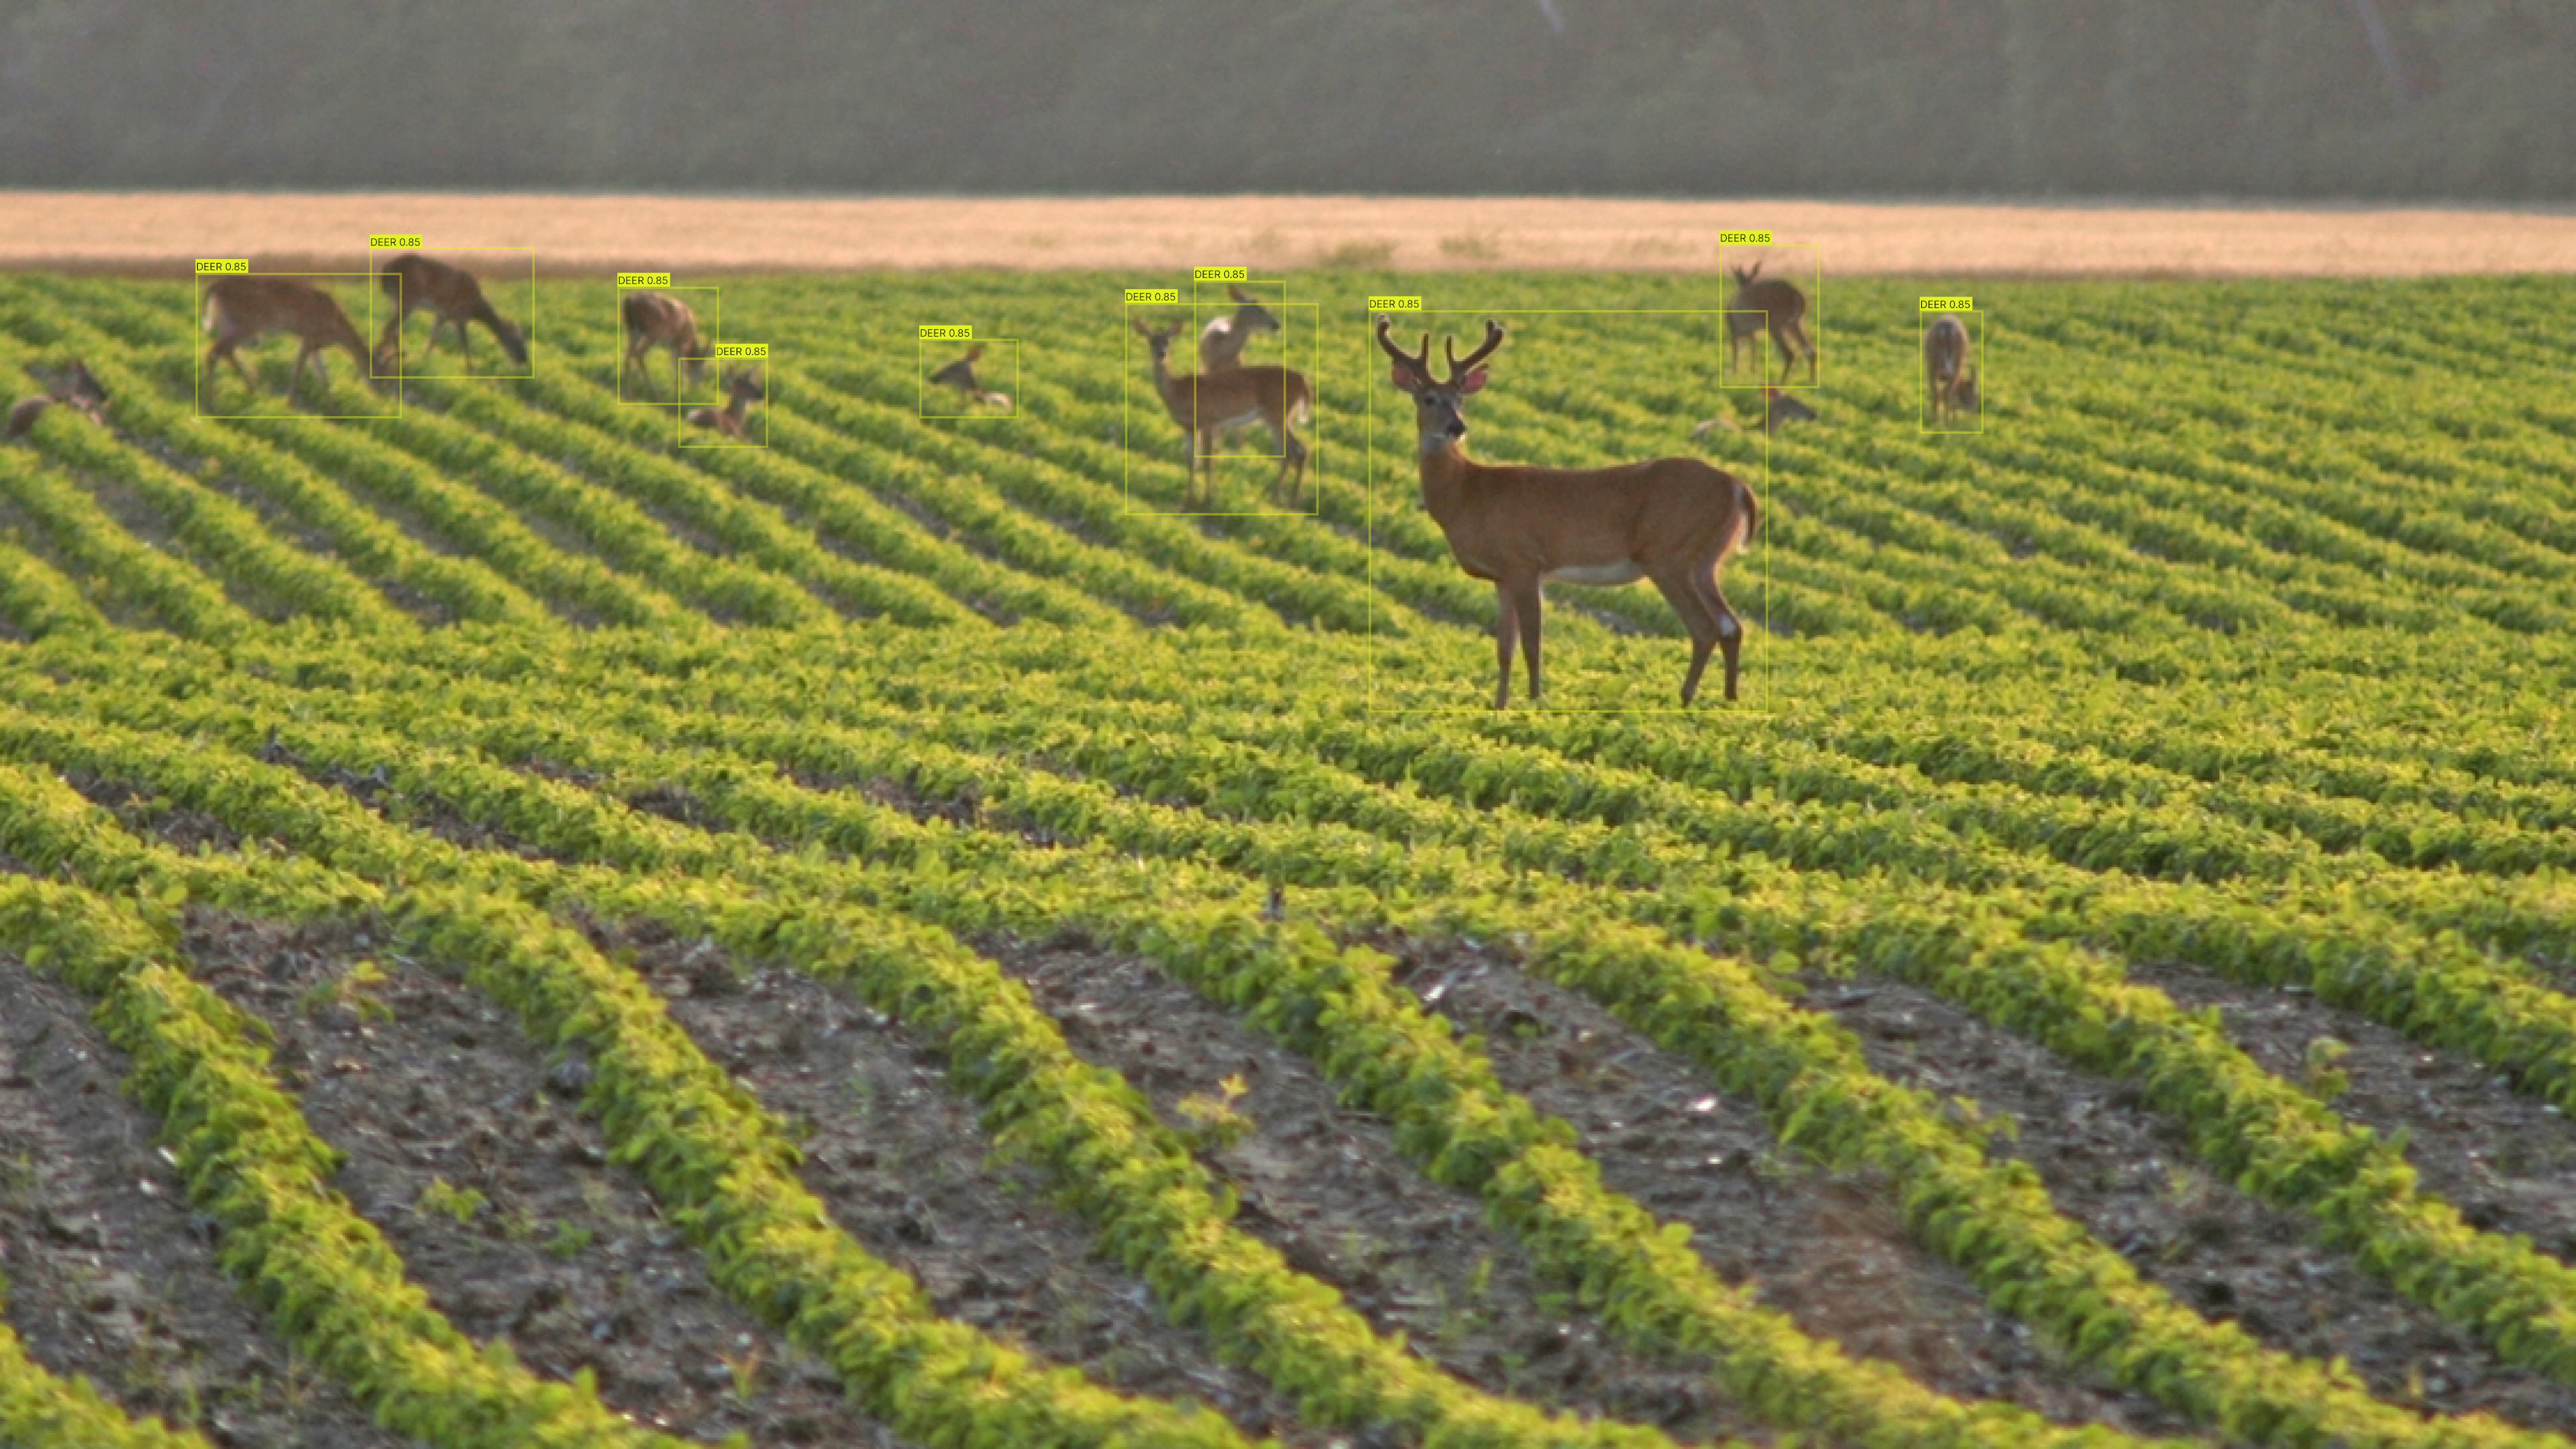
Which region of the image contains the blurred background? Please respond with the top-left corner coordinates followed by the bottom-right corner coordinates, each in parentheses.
top-left (5, 0), bottom-right (2570, 200)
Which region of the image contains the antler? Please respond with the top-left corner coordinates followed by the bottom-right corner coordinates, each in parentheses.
top-left (1444, 319), bottom-right (1505, 384)
top-left (1374, 315), bottom-right (1434, 386)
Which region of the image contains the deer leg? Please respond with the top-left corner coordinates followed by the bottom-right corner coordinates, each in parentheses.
top-left (458, 321), bottom-right (475, 370)
top-left (1695, 568), bottom-right (1746, 703)
top-left (1651, 569), bottom-right (1721, 705)
top-left (1493, 586), bottom-right (1519, 709)
top-left (1275, 427), bottom-right (1307, 505)
top-left (1508, 576), bottom-right (1546, 704)
top-left (1792, 321), bottom-right (1817, 383)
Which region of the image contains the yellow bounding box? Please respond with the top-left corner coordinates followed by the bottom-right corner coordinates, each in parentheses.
top-left (918, 325), bottom-right (973, 341)
top-left (1921, 297), bottom-right (1975, 312)
top-left (616, 272), bottom-right (671, 288)
top-left (1193, 266), bottom-right (1248, 282)
top-left (1719, 230), bottom-right (1773, 245)
top-left (368, 234), bottom-right (423, 249)
top-left (712, 342), bottom-right (769, 360)
top-left (195, 259), bottom-right (249, 274)
top-left (1125, 288), bottom-right (1179, 305)
top-left (1367, 297), bottom-right (1421, 312)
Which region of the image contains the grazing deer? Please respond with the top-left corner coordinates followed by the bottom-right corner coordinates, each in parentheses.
top-left (203, 277), bottom-right (374, 402)
top-left (1197, 285), bottom-right (1280, 372)
top-left (684, 367), bottom-right (763, 441)
top-left (1134, 319), bottom-right (1311, 506)
top-left (1761, 387), bottom-right (1817, 433)
top-left (1377, 317), bottom-right (1758, 708)
top-left (928, 344), bottom-right (1010, 409)
top-left (621, 291), bottom-right (710, 398)
top-left (5, 360), bottom-right (109, 441)
top-left (1923, 313), bottom-right (1977, 425)
top-left (372, 252), bottom-right (528, 374)
top-left (1725, 262), bottom-right (1816, 384)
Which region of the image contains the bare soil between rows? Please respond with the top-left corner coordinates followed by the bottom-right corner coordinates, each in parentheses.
top-left (9, 193), bottom-right (2575, 278)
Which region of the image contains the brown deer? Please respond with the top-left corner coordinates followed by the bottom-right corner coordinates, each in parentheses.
top-left (928, 344), bottom-right (1010, 409)
top-left (1134, 319), bottom-right (1311, 506)
top-left (684, 368), bottom-right (763, 441)
top-left (1923, 313), bottom-right (1976, 425)
top-left (621, 291), bottom-right (710, 398)
top-left (1725, 262), bottom-right (1816, 384)
top-left (372, 253), bottom-right (528, 374)
top-left (1377, 317), bottom-right (1758, 707)
top-left (5, 360), bottom-right (109, 441)
top-left (1196, 285), bottom-right (1280, 372)
top-left (1761, 386), bottom-right (1817, 433)
top-left (203, 277), bottom-right (374, 402)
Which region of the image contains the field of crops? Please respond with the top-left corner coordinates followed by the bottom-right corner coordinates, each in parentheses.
top-left (2, 266), bottom-right (2575, 1449)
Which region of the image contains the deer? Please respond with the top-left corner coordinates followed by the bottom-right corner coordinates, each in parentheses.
top-left (1197, 285), bottom-right (1280, 372)
top-left (621, 291), bottom-right (710, 398)
top-left (1923, 313), bottom-right (1977, 426)
top-left (684, 367), bottom-right (763, 441)
top-left (1761, 386), bottom-right (1817, 433)
top-left (202, 276), bottom-right (375, 403)
top-left (372, 252), bottom-right (528, 375)
top-left (5, 360), bottom-right (109, 441)
top-left (1377, 317), bottom-right (1758, 708)
top-left (1725, 261), bottom-right (1816, 385)
top-left (1133, 319), bottom-right (1311, 506)
top-left (927, 344), bottom-right (1010, 410)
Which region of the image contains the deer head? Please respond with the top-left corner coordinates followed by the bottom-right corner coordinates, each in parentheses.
top-left (1132, 317), bottom-right (1182, 363)
top-left (1226, 285), bottom-right (1280, 334)
top-left (62, 360), bottom-right (108, 423)
top-left (1376, 316), bottom-right (1503, 454)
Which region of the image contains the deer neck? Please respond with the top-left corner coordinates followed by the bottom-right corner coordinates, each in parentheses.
top-left (1416, 440), bottom-right (1483, 531)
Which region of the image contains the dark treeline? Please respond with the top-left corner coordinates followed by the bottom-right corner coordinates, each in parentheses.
top-left (6, 0), bottom-right (2570, 200)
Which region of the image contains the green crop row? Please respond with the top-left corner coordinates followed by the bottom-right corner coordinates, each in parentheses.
top-left (10, 637), bottom-right (2554, 1449)
top-left (0, 753), bottom-right (1269, 1449)
top-left (0, 1299), bottom-right (213, 1449)
top-left (0, 804), bottom-right (704, 1449)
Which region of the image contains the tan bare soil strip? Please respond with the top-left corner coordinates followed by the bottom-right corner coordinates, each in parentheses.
top-left (7, 193), bottom-right (2575, 278)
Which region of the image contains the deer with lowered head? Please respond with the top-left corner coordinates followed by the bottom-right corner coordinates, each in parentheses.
top-left (621, 291), bottom-right (710, 398)
top-left (372, 252), bottom-right (528, 376)
top-left (1923, 313), bottom-right (1977, 425)
top-left (1377, 316), bottom-right (1758, 708)
top-left (928, 344), bottom-right (1010, 410)
top-left (202, 277), bottom-right (375, 403)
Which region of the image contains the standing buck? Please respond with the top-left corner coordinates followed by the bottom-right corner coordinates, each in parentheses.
top-left (203, 277), bottom-right (374, 402)
top-left (373, 253), bottom-right (528, 374)
top-left (684, 368), bottom-right (763, 441)
top-left (1377, 317), bottom-right (1758, 707)
top-left (1196, 286), bottom-right (1280, 372)
top-left (1134, 319), bottom-right (1310, 506)
top-left (621, 291), bottom-right (710, 398)
top-left (928, 344), bottom-right (1010, 409)
top-left (6, 360), bottom-right (108, 440)
top-left (1923, 313), bottom-right (1976, 425)
top-left (1725, 262), bottom-right (1816, 384)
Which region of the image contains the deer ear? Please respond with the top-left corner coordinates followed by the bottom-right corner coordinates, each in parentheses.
top-left (1457, 368), bottom-right (1489, 396)
top-left (1389, 366), bottom-right (1415, 394)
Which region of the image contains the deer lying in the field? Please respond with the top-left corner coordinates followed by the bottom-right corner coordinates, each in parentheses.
top-left (5, 360), bottom-right (108, 440)
top-left (1134, 319), bottom-right (1311, 506)
top-left (684, 368), bottom-right (763, 441)
top-left (1761, 386), bottom-right (1817, 433)
top-left (1923, 313), bottom-right (1977, 425)
top-left (372, 252), bottom-right (528, 375)
top-left (203, 277), bottom-right (374, 402)
top-left (1197, 285), bottom-right (1279, 372)
top-left (1377, 316), bottom-right (1758, 707)
top-left (927, 344), bottom-right (1010, 409)
top-left (621, 291), bottom-right (710, 398)
top-left (1725, 261), bottom-right (1816, 384)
